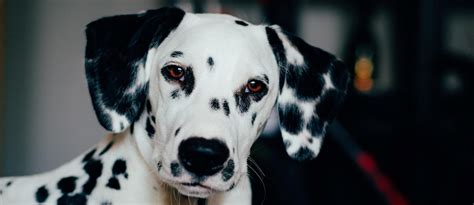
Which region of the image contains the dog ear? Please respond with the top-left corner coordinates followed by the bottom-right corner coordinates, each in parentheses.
top-left (85, 7), bottom-right (185, 132)
top-left (265, 26), bottom-right (350, 160)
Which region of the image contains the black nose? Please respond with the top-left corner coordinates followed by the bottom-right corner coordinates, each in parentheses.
top-left (178, 137), bottom-right (230, 176)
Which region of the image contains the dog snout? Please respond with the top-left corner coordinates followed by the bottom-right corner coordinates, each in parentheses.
top-left (178, 137), bottom-right (229, 177)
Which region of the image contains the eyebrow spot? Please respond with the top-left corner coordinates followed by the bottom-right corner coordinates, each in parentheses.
top-left (263, 74), bottom-right (269, 84)
top-left (170, 51), bottom-right (183, 58)
top-left (235, 20), bottom-right (248, 26)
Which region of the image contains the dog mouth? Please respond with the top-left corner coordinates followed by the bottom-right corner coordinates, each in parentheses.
top-left (181, 182), bottom-right (211, 188)
top-left (156, 159), bottom-right (240, 198)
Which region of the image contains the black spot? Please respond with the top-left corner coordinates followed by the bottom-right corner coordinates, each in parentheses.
top-left (119, 122), bottom-right (124, 130)
top-left (234, 93), bottom-right (251, 113)
top-left (207, 57), bottom-right (214, 67)
top-left (182, 67), bottom-right (195, 96)
top-left (170, 161), bottom-right (182, 177)
top-left (222, 159), bottom-right (234, 182)
top-left (307, 115), bottom-right (324, 137)
top-left (35, 185), bottom-right (49, 203)
top-left (285, 64), bottom-right (325, 101)
top-left (222, 100), bottom-right (230, 116)
top-left (171, 51), bottom-right (184, 58)
top-left (251, 113), bottom-right (257, 125)
top-left (157, 161), bottom-right (162, 171)
top-left (57, 176), bottom-right (78, 194)
top-left (171, 89), bottom-right (180, 99)
top-left (151, 116), bottom-right (156, 123)
top-left (82, 148), bottom-right (96, 162)
top-left (175, 128), bottom-right (181, 137)
top-left (146, 99), bottom-right (152, 113)
top-left (6, 181), bottom-right (12, 187)
top-left (315, 89), bottom-right (345, 122)
top-left (99, 141), bottom-right (114, 156)
top-left (102, 201), bottom-right (113, 205)
top-left (57, 193), bottom-right (87, 205)
top-left (106, 177), bottom-right (120, 190)
top-left (308, 137), bottom-right (313, 143)
top-left (278, 103), bottom-right (304, 135)
top-left (82, 159), bottom-right (103, 195)
top-left (197, 198), bottom-right (207, 205)
top-left (210, 98), bottom-right (220, 110)
top-left (112, 159), bottom-right (127, 175)
top-left (279, 67), bottom-right (286, 92)
top-left (146, 118), bottom-right (155, 138)
top-left (130, 123), bottom-right (134, 134)
top-left (235, 20), bottom-right (248, 26)
top-left (291, 147), bottom-right (316, 161)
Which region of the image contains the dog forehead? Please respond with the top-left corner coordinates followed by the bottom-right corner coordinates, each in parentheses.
top-left (172, 14), bottom-right (262, 52)
top-left (155, 13), bottom-right (275, 80)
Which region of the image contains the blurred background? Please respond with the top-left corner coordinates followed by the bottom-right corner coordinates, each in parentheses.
top-left (0, 0), bottom-right (473, 204)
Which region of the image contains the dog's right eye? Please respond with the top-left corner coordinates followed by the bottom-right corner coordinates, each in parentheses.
top-left (162, 65), bottom-right (185, 82)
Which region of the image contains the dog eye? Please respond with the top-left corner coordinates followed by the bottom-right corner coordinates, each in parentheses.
top-left (245, 80), bottom-right (265, 94)
top-left (163, 65), bottom-right (185, 81)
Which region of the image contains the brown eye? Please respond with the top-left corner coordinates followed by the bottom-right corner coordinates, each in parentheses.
top-left (164, 65), bottom-right (185, 81)
top-left (245, 80), bottom-right (265, 94)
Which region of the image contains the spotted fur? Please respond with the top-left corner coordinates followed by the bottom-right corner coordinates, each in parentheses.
top-left (0, 7), bottom-right (346, 205)
top-left (266, 26), bottom-right (349, 160)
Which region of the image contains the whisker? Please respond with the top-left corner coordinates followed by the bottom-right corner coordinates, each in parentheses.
top-left (248, 157), bottom-right (265, 177)
top-left (247, 164), bottom-right (266, 205)
top-left (187, 195), bottom-right (192, 205)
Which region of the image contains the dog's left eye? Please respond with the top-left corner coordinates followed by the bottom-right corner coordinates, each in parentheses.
top-left (245, 80), bottom-right (266, 94)
top-left (162, 65), bottom-right (185, 81)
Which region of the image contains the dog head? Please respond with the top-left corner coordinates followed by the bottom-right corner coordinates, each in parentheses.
top-left (85, 7), bottom-right (349, 198)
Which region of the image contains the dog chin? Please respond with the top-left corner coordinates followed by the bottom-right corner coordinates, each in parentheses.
top-left (175, 184), bottom-right (216, 198)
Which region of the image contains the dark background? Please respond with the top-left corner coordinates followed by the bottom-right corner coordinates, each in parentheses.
top-left (243, 0), bottom-right (474, 205)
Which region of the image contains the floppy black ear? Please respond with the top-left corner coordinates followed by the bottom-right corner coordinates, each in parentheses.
top-left (85, 7), bottom-right (185, 132)
top-left (266, 26), bottom-right (350, 160)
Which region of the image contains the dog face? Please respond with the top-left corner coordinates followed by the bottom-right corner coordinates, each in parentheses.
top-left (146, 13), bottom-right (280, 197)
top-left (85, 8), bottom-right (348, 198)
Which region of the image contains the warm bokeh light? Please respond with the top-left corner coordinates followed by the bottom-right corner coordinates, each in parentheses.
top-left (354, 57), bottom-right (374, 92)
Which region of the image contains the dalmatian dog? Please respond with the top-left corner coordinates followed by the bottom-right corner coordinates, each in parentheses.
top-left (0, 7), bottom-right (349, 205)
